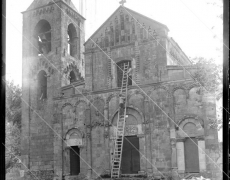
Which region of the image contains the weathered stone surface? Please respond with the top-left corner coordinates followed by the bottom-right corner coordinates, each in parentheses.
top-left (19, 1), bottom-right (220, 180)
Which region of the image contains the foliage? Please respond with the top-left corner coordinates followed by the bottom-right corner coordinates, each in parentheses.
top-left (5, 122), bottom-right (21, 173)
top-left (5, 80), bottom-right (22, 172)
top-left (191, 57), bottom-right (222, 130)
top-left (191, 57), bottom-right (222, 95)
top-left (6, 81), bottom-right (22, 128)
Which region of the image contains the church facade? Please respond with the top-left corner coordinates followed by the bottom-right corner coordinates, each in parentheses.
top-left (20, 0), bottom-right (221, 180)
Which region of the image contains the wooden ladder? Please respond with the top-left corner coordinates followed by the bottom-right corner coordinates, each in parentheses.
top-left (111, 62), bottom-right (130, 179)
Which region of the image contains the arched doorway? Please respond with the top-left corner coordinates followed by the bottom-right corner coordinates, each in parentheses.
top-left (111, 107), bottom-right (143, 174)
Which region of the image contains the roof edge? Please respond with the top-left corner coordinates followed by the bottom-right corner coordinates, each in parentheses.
top-left (85, 5), bottom-right (169, 45)
top-left (21, 0), bottom-right (86, 20)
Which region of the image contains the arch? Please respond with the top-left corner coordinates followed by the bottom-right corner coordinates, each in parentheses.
top-left (75, 100), bottom-right (87, 107)
top-left (110, 106), bottom-right (144, 125)
top-left (69, 71), bottom-right (76, 84)
top-left (153, 85), bottom-right (169, 95)
top-left (67, 23), bottom-right (78, 57)
top-left (177, 117), bottom-right (204, 138)
top-left (65, 128), bottom-right (83, 140)
top-left (34, 19), bottom-right (51, 56)
top-left (172, 86), bottom-right (187, 94)
top-left (37, 70), bottom-right (47, 100)
top-left (61, 102), bottom-right (73, 110)
top-left (117, 60), bottom-right (132, 87)
top-left (187, 83), bottom-right (200, 92)
top-left (92, 96), bottom-right (105, 104)
top-left (106, 93), bottom-right (119, 105)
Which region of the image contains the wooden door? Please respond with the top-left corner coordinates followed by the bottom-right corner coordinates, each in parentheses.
top-left (184, 138), bottom-right (200, 172)
top-left (121, 136), bottom-right (140, 174)
top-left (70, 146), bottom-right (80, 175)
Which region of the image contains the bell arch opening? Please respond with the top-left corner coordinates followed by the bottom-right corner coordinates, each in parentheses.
top-left (34, 19), bottom-right (51, 56)
top-left (67, 23), bottom-right (78, 57)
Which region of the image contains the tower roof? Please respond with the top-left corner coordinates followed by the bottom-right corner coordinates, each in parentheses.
top-left (26, 0), bottom-right (78, 12)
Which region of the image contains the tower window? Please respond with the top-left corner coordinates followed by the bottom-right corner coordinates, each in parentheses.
top-left (69, 71), bottom-right (76, 84)
top-left (117, 60), bottom-right (132, 87)
top-left (38, 70), bottom-right (47, 100)
top-left (34, 20), bottom-right (51, 56)
top-left (67, 24), bottom-right (78, 57)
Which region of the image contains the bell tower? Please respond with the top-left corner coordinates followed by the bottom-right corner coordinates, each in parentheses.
top-left (21, 0), bottom-right (85, 179)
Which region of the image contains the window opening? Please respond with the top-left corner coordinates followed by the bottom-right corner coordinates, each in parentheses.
top-left (70, 146), bottom-right (80, 175)
top-left (34, 20), bottom-right (51, 56)
top-left (69, 71), bottom-right (76, 84)
top-left (67, 24), bottom-right (78, 57)
top-left (38, 70), bottom-right (47, 100)
top-left (117, 60), bottom-right (132, 87)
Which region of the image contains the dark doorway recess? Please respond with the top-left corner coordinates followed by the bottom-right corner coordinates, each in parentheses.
top-left (121, 136), bottom-right (140, 174)
top-left (184, 138), bottom-right (199, 173)
top-left (70, 146), bottom-right (80, 175)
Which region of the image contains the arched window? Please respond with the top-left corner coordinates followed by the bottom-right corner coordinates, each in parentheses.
top-left (69, 71), bottom-right (76, 84)
top-left (117, 60), bottom-right (132, 87)
top-left (34, 20), bottom-right (51, 56)
top-left (67, 24), bottom-right (78, 57)
top-left (38, 70), bottom-right (47, 100)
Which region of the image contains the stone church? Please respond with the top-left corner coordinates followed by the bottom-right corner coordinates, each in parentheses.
top-left (20, 0), bottom-right (221, 180)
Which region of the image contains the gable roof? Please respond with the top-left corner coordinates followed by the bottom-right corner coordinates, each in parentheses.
top-left (85, 5), bottom-right (169, 45)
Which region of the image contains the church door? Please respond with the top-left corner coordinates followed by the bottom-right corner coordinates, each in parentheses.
top-left (121, 136), bottom-right (140, 174)
top-left (184, 138), bottom-right (200, 172)
top-left (70, 146), bottom-right (80, 175)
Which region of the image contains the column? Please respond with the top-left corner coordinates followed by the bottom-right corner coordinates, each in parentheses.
top-left (198, 139), bottom-right (206, 171)
top-left (85, 105), bottom-right (92, 178)
top-left (104, 105), bottom-right (110, 174)
top-left (176, 140), bottom-right (185, 173)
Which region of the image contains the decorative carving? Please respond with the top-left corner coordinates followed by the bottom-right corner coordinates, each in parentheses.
top-left (61, 102), bottom-right (73, 110)
top-left (65, 8), bottom-right (80, 22)
top-left (32, 6), bottom-right (54, 16)
top-left (125, 125), bottom-right (138, 136)
top-left (75, 100), bottom-right (87, 107)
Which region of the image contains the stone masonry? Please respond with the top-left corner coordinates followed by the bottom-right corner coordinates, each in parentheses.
top-left (19, 1), bottom-right (221, 180)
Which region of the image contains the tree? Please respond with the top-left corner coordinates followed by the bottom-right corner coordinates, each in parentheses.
top-left (191, 57), bottom-right (222, 94)
top-left (191, 57), bottom-right (222, 130)
top-left (6, 81), bottom-right (22, 128)
top-left (5, 80), bottom-right (22, 173)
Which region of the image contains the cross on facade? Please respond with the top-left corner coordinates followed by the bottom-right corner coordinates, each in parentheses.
top-left (119, 0), bottom-right (126, 6)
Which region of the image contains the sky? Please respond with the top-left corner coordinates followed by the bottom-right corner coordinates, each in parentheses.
top-left (6, 0), bottom-right (223, 139)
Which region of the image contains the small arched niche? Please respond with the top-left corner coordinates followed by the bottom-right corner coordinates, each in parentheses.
top-left (37, 70), bottom-right (47, 100)
top-left (34, 19), bottom-right (51, 56)
top-left (67, 23), bottom-right (78, 57)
